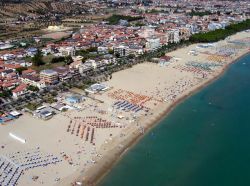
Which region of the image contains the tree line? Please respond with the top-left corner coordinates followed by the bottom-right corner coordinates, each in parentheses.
top-left (190, 19), bottom-right (250, 43)
top-left (106, 14), bottom-right (143, 25)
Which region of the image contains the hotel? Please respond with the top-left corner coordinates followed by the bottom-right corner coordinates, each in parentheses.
top-left (40, 69), bottom-right (59, 84)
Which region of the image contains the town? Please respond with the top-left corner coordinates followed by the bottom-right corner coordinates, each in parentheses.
top-left (0, 0), bottom-right (249, 118)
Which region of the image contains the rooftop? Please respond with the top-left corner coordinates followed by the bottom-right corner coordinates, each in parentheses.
top-left (40, 69), bottom-right (58, 75)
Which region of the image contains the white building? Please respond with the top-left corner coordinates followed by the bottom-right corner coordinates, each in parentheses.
top-left (145, 37), bottom-right (161, 51)
top-left (20, 75), bottom-right (46, 89)
top-left (98, 46), bottom-right (109, 54)
top-left (128, 46), bottom-right (144, 56)
top-left (0, 43), bottom-right (14, 50)
top-left (58, 46), bottom-right (76, 56)
top-left (114, 45), bottom-right (130, 57)
top-left (1, 54), bottom-right (15, 61)
top-left (79, 64), bottom-right (93, 75)
top-left (139, 27), bottom-right (155, 38)
top-left (186, 24), bottom-right (198, 34)
top-left (208, 22), bottom-right (223, 31)
top-left (167, 29), bottom-right (180, 43)
top-left (12, 84), bottom-right (28, 99)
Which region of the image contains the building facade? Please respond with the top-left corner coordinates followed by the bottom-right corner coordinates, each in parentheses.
top-left (40, 69), bottom-right (59, 84)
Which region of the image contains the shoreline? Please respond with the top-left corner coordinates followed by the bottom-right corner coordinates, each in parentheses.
top-left (80, 49), bottom-right (250, 185)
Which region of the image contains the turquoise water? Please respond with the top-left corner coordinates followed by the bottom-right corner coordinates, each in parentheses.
top-left (100, 54), bottom-right (250, 186)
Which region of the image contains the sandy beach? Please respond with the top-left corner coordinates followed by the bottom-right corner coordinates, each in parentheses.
top-left (0, 31), bottom-right (249, 186)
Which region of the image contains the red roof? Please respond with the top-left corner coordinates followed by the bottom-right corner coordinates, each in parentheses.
top-left (160, 56), bottom-right (172, 61)
top-left (22, 69), bottom-right (37, 75)
top-left (3, 64), bottom-right (21, 69)
top-left (12, 83), bottom-right (27, 93)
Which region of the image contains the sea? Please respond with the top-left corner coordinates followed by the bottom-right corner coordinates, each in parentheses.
top-left (99, 53), bottom-right (250, 186)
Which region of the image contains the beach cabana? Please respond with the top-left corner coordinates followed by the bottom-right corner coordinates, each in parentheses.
top-left (9, 111), bottom-right (22, 117)
top-left (66, 95), bottom-right (84, 104)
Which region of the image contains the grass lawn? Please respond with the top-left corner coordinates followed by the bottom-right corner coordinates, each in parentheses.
top-left (25, 102), bottom-right (41, 111)
top-left (31, 62), bottom-right (65, 72)
top-left (42, 54), bottom-right (55, 63)
top-left (30, 54), bottom-right (65, 72)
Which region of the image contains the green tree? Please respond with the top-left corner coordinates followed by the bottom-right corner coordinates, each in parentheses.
top-left (27, 85), bottom-right (39, 92)
top-left (108, 49), bottom-right (114, 54)
top-left (87, 47), bottom-right (98, 52)
top-left (0, 90), bottom-right (12, 98)
top-left (65, 55), bottom-right (73, 65)
top-left (32, 49), bottom-right (45, 66)
top-left (106, 14), bottom-right (143, 25)
top-left (128, 54), bottom-right (135, 59)
top-left (51, 56), bottom-right (65, 64)
top-left (115, 53), bottom-right (120, 58)
top-left (190, 19), bottom-right (250, 43)
top-left (51, 91), bottom-right (58, 97)
top-left (16, 67), bottom-right (28, 75)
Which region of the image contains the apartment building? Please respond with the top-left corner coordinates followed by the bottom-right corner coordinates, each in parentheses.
top-left (40, 69), bottom-right (59, 84)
